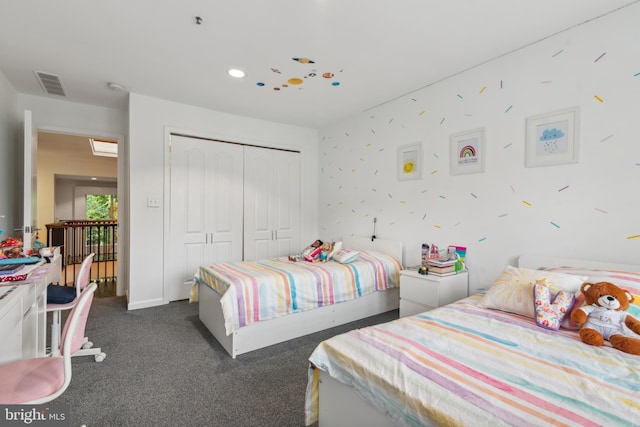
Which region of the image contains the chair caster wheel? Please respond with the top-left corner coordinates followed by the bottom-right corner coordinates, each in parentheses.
top-left (82, 341), bottom-right (94, 349)
top-left (94, 353), bottom-right (106, 362)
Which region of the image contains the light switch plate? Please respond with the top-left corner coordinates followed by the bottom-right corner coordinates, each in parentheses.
top-left (147, 196), bottom-right (160, 208)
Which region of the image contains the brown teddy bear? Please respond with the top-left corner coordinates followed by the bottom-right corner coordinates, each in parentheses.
top-left (570, 281), bottom-right (640, 355)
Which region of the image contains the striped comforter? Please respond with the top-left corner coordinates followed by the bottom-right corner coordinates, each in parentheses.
top-left (194, 250), bottom-right (401, 335)
top-left (305, 295), bottom-right (640, 426)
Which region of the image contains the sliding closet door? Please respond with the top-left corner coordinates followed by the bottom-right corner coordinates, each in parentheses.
top-left (168, 136), bottom-right (243, 301)
top-left (243, 146), bottom-right (300, 260)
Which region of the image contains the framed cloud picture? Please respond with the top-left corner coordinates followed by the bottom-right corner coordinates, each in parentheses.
top-left (397, 142), bottom-right (422, 181)
top-left (450, 128), bottom-right (485, 175)
top-left (525, 107), bottom-right (579, 167)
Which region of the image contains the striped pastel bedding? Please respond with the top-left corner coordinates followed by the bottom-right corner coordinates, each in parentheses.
top-left (194, 250), bottom-right (402, 335)
top-left (305, 294), bottom-right (640, 427)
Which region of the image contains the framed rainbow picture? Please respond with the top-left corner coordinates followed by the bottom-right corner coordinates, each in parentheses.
top-left (450, 127), bottom-right (486, 175)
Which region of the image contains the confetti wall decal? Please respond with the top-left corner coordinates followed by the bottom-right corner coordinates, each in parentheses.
top-left (317, 15), bottom-right (637, 281)
top-left (594, 52), bottom-right (606, 62)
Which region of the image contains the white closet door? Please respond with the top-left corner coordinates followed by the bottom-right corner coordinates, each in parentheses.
top-left (271, 150), bottom-right (300, 257)
top-left (243, 146), bottom-right (273, 260)
top-left (168, 136), bottom-right (243, 301)
top-left (244, 146), bottom-right (300, 260)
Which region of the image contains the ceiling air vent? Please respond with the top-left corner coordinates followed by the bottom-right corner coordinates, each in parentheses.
top-left (34, 71), bottom-right (66, 96)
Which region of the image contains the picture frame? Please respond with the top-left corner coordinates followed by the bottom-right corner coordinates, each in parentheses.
top-left (525, 107), bottom-right (579, 167)
top-left (449, 127), bottom-right (485, 175)
top-left (397, 142), bottom-right (422, 181)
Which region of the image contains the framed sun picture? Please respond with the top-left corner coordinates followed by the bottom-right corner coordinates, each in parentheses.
top-left (397, 142), bottom-right (422, 181)
top-left (525, 107), bottom-right (579, 167)
top-left (450, 128), bottom-right (485, 175)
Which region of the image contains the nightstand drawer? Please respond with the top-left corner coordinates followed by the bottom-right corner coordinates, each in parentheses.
top-left (401, 274), bottom-right (440, 307)
top-left (399, 270), bottom-right (469, 318)
top-left (400, 299), bottom-right (433, 317)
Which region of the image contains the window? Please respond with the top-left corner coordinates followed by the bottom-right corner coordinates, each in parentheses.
top-left (86, 194), bottom-right (118, 220)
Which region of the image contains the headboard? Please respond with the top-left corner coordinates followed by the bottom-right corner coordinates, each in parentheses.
top-left (518, 255), bottom-right (640, 273)
top-left (342, 236), bottom-right (403, 265)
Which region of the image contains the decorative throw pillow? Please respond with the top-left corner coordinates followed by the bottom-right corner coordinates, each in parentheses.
top-left (478, 266), bottom-right (587, 318)
top-left (533, 283), bottom-right (575, 330)
top-left (328, 241), bottom-right (342, 260)
top-left (332, 248), bottom-right (360, 264)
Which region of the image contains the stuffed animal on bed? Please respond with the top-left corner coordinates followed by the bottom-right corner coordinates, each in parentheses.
top-left (570, 281), bottom-right (640, 355)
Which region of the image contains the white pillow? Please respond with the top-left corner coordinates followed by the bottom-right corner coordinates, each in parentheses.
top-left (328, 241), bottom-right (342, 260)
top-left (478, 266), bottom-right (588, 318)
top-left (332, 248), bottom-right (360, 264)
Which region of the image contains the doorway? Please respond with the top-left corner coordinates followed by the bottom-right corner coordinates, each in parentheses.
top-left (37, 131), bottom-right (120, 296)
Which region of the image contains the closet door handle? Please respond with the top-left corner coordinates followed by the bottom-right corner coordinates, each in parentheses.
top-left (205, 234), bottom-right (208, 244)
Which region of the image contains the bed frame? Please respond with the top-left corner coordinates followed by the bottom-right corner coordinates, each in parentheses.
top-left (198, 236), bottom-right (403, 358)
top-left (316, 255), bottom-right (640, 427)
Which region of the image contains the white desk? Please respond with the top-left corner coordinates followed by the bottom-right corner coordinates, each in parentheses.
top-left (0, 255), bottom-right (61, 364)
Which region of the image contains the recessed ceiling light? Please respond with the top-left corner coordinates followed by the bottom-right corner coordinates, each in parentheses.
top-left (228, 68), bottom-right (246, 79)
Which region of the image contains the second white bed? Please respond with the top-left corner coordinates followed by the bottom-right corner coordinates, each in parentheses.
top-left (197, 236), bottom-right (403, 358)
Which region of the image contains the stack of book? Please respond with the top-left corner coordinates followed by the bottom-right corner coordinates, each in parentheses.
top-left (426, 257), bottom-right (457, 277)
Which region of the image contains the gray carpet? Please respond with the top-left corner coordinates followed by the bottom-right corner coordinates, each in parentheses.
top-left (56, 294), bottom-right (398, 426)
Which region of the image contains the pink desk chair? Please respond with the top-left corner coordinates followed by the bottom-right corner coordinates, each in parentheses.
top-left (0, 282), bottom-right (98, 404)
top-left (46, 253), bottom-right (105, 361)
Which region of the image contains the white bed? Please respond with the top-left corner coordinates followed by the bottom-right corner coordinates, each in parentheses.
top-left (308, 255), bottom-right (640, 427)
top-left (197, 236), bottom-right (403, 358)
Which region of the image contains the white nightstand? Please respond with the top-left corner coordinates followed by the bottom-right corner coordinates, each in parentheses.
top-left (399, 269), bottom-right (469, 317)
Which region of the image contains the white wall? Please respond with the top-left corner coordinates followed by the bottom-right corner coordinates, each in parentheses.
top-left (0, 71), bottom-right (19, 236)
top-left (318, 5), bottom-right (640, 294)
top-left (128, 94), bottom-right (319, 309)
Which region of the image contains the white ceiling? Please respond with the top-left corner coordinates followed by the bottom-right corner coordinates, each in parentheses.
top-left (1, 0), bottom-right (636, 129)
